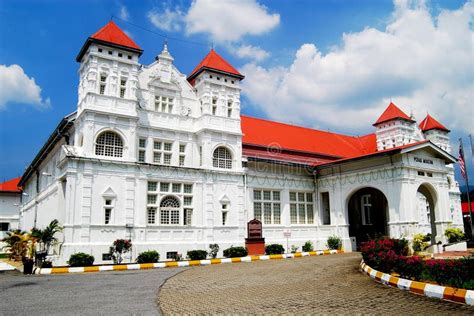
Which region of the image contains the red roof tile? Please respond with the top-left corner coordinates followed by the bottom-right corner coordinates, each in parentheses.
top-left (373, 102), bottom-right (414, 126)
top-left (419, 114), bottom-right (450, 132)
top-left (91, 21), bottom-right (141, 50)
top-left (462, 202), bottom-right (474, 214)
top-left (0, 177), bottom-right (21, 193)
top-left (188, 49), bottom-right (243, 81)
top-left (76, 21), bottom-right (142, 62)
top-left (241, 115), bottom-right (377, 160)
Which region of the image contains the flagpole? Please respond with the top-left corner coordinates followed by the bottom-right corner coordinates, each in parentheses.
top-left (459, 138), bottom-right (473, 240)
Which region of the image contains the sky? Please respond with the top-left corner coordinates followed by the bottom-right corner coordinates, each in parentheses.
top-left (0, 0), bottom-right (473, 186)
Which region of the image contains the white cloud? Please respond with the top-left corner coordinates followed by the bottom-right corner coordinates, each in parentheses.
top-left (148, 6), bottom-right (185, 32)
top-left (241, 1), bottom-right (474, 134)
top-left (233, 44), bottom-right (270, 62)
top-left (185, 0), bottom-right (280, 42)
top-left (119, 5), bottom-right (130, 21)
top-left (0, 64), bottom-right (50, 110)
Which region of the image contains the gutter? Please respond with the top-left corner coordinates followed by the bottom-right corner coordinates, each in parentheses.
top-left (19, 112), bottom-right (76, 187)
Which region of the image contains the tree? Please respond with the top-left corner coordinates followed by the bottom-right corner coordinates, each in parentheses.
top-left (109, 239), bottom-right (132, 264)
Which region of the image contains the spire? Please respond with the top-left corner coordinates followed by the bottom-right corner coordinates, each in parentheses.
top-left (187, 49), bottom-right (244, 82)
top-left (373, 102), bottom-right (414, 126)
top-left (156, 41), bottom-right (174, 63)
top-left (76, 21), bottom-right (143, 62)
top-left (419, 114), bottom-right (450, 132)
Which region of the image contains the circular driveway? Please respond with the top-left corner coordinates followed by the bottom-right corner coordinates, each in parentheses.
top-left (158, 253), bottom-right (474, 314)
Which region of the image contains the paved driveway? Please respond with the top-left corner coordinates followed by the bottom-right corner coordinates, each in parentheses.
top-left (0, 268), bottom-right (184, 315)
top-left (158, 253), bottom-right (474, 315)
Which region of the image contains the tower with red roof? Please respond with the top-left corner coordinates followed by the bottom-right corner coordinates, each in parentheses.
top-left (187, 49), bottom-right (244, 119)
top-left (419, 114), bottom-right (451, 152)
top-left (373, 102), bottom-right (424, 151)
top-left (76, 21), bottom-right (142, 115)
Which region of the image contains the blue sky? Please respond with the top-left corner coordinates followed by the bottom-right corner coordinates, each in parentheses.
top-left (0, 0), bottom-right (472, 185)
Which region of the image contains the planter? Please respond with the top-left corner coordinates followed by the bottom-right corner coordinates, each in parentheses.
top-left (23, 258), bottom-right (34, 275)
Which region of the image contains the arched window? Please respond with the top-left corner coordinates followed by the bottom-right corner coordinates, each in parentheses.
top-left (213, 147), bottom-right (232, 169)
top-left (160, 196), bottom-right (180, 225)
top-left (95, 131), bottom-right (123, 157)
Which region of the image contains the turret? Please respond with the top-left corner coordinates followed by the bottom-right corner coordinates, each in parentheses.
top-left (75, 21), bottom-right (143, 114)
top-left (419, 114), bottom-right (451, 152)
top-left (373, 102), bottom-right (423, 150)
top-left (187, 49), bottom-right (244, 119)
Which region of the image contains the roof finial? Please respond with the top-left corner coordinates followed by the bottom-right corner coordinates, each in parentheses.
top-left (156, 40), bottom-right (174, 62)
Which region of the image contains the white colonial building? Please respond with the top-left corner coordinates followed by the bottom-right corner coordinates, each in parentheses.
top-left (18, 21), bottom-right (463, 265)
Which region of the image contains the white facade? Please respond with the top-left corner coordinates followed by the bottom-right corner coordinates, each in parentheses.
top-left (18, 26), bottom-right (463, 265)
top-left (0, 192), bottom-right (20, 240)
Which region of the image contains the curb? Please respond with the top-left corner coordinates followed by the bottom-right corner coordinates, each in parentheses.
top-left (359, 260), bottom-right (474, 306)
top-left (37, 249), bottom-right (343, 275)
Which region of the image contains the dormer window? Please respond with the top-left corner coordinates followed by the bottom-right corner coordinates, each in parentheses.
top-left (155, 95), bottom-right (174, 113)
top-left (120, 78), bottom-right (127, 98)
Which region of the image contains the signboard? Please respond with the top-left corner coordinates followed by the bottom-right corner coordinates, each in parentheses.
top-left (283, 231), bottom-right (291, 238)
top-left (247, 219), bottom-right (262, 239)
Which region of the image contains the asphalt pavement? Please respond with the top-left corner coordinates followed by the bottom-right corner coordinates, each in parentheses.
top-left (0, 268), bottom-right (184, 315)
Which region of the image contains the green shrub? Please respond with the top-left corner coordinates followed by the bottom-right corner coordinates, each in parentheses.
top-left (68, 252), bottom-right (94, 267)
top-left (187, 250), bottom-right (208, 260)
top-left (412, 233), bottom-right (430, 252)
top-left (265, 244), bottom-right (285, 255)
top-left (208, 244), bottom-right (219, 259)
top-left (326, 235), bottom-right (342, 250)
top-left (445, 227), bottom-right (465, 243)
top-left (223, 246), bottom-right (248, 258)
top-left (290, 245), bottom-right (299, 253)
top-left (136, 250), bottom-right (160, 263)
top-left (302, 241), bottom-right (313, 252)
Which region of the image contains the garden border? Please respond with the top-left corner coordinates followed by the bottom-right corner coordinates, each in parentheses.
top-left (359, 260), bottom-right (474, 306)
top-left (36, 249), bottom-right (343, 275)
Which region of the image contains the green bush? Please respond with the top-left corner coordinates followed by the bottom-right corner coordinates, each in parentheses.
top-left (187, 250), bottom-right (208, 260)
top-left (445, 227), bottom-right (465, 243)
top-left (302, 241), bottom-right (313, 252)
top-left (223, 246), bottom-right (248, 258)
top-left (136, 250), bottom-right (160, 263)
top-left (68, 252), bottom-right (94, 267)
top-left (326, 235), bottom-right (342, 250)
top-left (412, 233), bottom-right (430, 252)
top-left (208, 244), bottom-right (219, 259)
top-left (290, 245), bottom-right (299, 253)
top-left (265, 244), bottom-right (285, 255)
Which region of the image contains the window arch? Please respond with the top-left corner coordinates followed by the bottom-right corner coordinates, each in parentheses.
top-left (160, 196), bottom-right (180, 225)
top-left (95, 131), bottom-right (124, 157)
top-left (213, 146), bottom-right (232, 169)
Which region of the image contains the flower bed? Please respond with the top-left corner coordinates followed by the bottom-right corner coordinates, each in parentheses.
top-left (361, 238), bottom-right (474, 290)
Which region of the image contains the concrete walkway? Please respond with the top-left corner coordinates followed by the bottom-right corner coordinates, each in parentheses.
top-left (158, 253), bottom-right (474, 315)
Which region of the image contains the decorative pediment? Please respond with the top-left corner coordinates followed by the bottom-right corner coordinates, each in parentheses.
top-left (219, 194), bottom-right (231, 204)
top-left (102, 187), bottom-right (116, 197)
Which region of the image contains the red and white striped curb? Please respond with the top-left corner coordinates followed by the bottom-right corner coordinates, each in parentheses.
top-left (37, 249), bottom-right (343, 274)
top-left (360, 260), bottom-right (474, 306)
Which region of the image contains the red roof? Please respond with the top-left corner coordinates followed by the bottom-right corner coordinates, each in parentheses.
top-left (76, 21), bottom-right (142, 62)
top-left (241, 115), bottom-right (377, 160)
top-left (462, 202), bottom-right (474, 214)
top-left (0, 177), bottom-right (21, 193)
top-left (419, 114), bottom-right (450, 132)
top-left (188, 49), bottom-right (243, 81)
top-left (373, 102), bottom-right (414, 126)
top-left (91, 21), bottom-right (141, 50)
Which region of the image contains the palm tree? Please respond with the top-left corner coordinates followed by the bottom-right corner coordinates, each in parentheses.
top-left (38, 219), bottom-right (63, 254)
